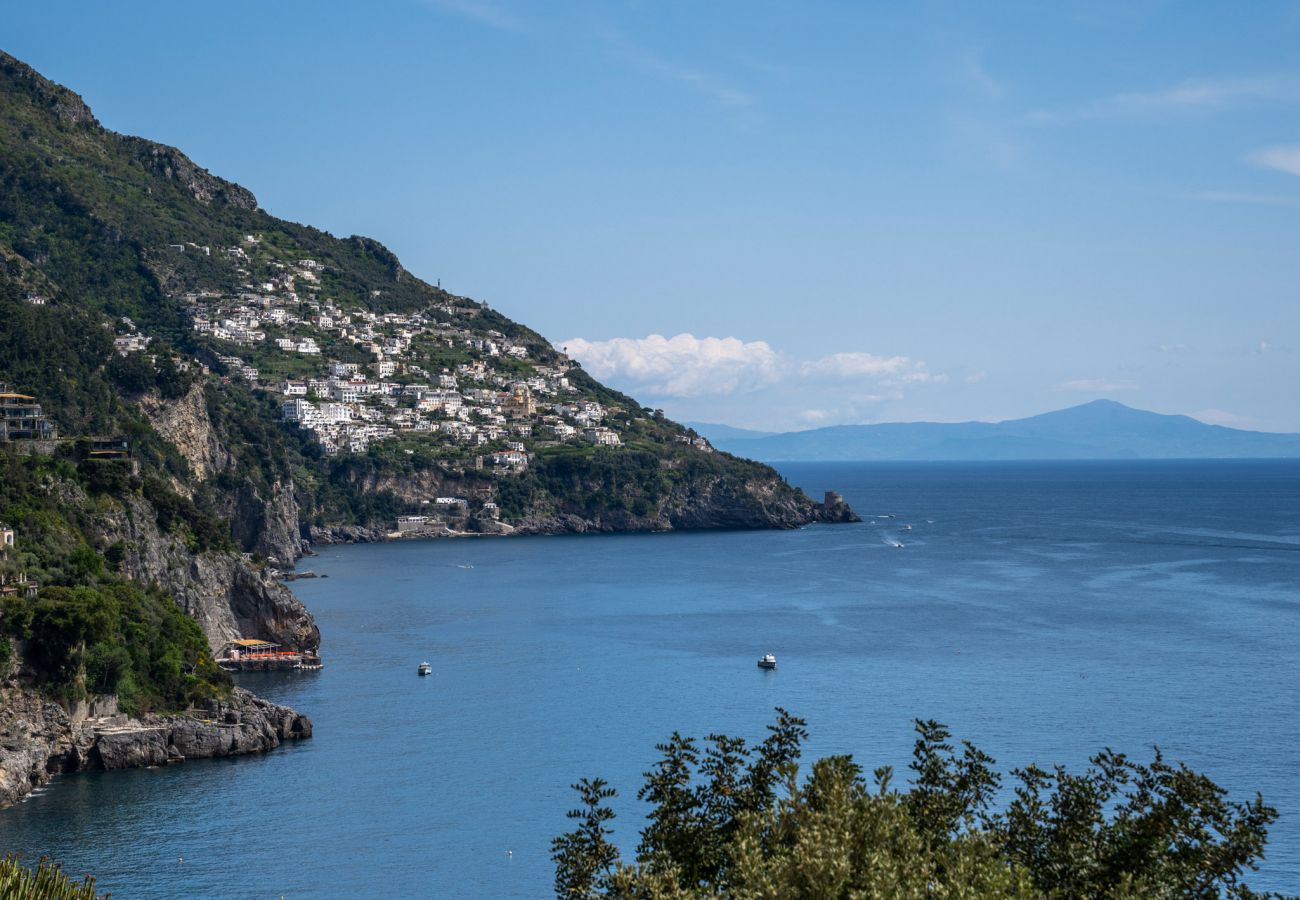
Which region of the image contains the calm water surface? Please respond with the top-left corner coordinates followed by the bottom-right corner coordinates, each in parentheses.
top-left (2, 461), bottom-right (1297, 896)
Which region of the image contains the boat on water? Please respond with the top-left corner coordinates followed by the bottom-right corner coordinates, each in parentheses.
top-left (757, 654), bottom-right (777, 670)
top-left (418, 661), bottom-right (432, 676)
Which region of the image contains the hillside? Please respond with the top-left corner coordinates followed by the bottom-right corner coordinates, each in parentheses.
top-left (0, 49), bottom-right (849, 543)
top-left (694, 400), bottom-right (1300, 461)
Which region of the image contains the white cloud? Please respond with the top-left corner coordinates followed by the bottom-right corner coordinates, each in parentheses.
top-left (1247, 145), bottom-right (1300, 177)
top-left (799, 409), bottom-right (834, 424)
top-left (562, 334), bottom-right (947, 400)
top-left (1054, 378), bottom-right (1139, 392)
top-left (964, 370), bottom-right (989, 384)
top-left (562, 333), bottom-right (781, 397)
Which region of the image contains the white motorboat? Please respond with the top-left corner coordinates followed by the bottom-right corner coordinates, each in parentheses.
top-left (418, 661), bottom-right (432, 676)
top-left (757, 654), bottom-right (777, 670)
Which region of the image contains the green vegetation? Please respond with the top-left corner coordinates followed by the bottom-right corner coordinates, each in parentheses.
top-left (553, 711), bottom-right (1285, 898)
top-left (0, 855), bottom-right (106, 899)
top-left (0, 452), bottom-right (228, 712)
top-left (1, 48), bottom-right (822, 546)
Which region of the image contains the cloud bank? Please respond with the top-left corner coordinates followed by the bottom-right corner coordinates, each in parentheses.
top-left (562, 334), bottom-right (782, 397)
top-left (561, 333), bottom-right (942, 398)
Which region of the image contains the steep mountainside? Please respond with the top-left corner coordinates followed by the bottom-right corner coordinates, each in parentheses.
top-left (0, 50), bottom-right (856, 806)
top-left (696, 400), bottom-right (1300, 461)
top-left (0, 49), bottom-right (849, 544)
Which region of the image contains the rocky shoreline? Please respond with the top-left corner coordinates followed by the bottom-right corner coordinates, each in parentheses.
top-left (0, 686), bottom-right (311, 809)
top-left (307, 489), bottom-right (860, 544)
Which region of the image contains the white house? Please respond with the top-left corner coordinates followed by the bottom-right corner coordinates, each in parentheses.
top-left (281, 399), bottom-right (320, 424)
top-left (584, 427), bottom-right (621, 447)
top-left (491, 450), bottom-right (528, 468)
top-left (318, 403), bottom-right (353, 424)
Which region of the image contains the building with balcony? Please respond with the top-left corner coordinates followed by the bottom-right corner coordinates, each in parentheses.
top-left (0, 385), bottom-right (56, 442)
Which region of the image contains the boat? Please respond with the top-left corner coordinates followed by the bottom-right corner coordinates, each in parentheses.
top-left (418, 661), bottom-right (432, 676)
top-left (757, 654), bottom-right (777, 670)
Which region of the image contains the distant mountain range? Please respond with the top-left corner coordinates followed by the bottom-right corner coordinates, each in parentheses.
top-left (689, 400), bottom-right (1300, 461)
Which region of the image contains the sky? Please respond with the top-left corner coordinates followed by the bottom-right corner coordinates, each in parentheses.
top-left (6, 1), bottom-right (1300, 432)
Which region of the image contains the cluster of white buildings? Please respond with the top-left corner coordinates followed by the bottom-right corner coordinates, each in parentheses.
top-left (172, 244), bottom-right (626, 459)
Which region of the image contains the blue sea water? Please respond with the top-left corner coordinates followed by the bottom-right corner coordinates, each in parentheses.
top-left (1, 460), bottom-right (1298, 897)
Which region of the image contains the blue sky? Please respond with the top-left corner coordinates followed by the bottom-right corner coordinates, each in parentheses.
top-left (7, 1), bottom-right (1300, 431)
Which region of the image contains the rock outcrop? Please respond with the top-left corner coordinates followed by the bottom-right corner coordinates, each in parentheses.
top-left (139, 384), bottom-right (232, 486)
top-left (817, 491), bottom-right (859, 524)
top-left (513, 474), bottom-right (859, 535)
top-left (89, 493), bottom-right (319, 653)
top-left (0, 684), bottom-right (310, 809)
top-left (229, 478), bottom-right (307, 565)
top-left (308, 523), bottom-right (390, 544)
top-left (139, 384), bottom-right (308, 565)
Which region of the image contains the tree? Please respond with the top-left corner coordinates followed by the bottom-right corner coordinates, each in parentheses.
top-left (552, 778), bottom-right (620, 898)
top-left (552, 712), bottom-right (1285, 898)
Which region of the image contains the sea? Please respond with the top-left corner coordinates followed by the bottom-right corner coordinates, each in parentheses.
top-left (1, 460), bottom-right (1297, 897)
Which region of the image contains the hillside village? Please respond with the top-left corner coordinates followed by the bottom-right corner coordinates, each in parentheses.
top-left (103, 234), bottom-right (716, 532)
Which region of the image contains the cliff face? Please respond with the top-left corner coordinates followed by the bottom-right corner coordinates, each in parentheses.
top-left (139, 384), bottom-right (231, 486)
top-left (313, 457), bottom-right (858, 539)
top-left (91, 494), bottom-right (318, 653)
top-left (140, 385), bottom-right (307, 565)
top-left (0, 682), bottom-right (310, 809)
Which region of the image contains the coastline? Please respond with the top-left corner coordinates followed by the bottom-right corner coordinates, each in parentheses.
top-left (0, 687), bottom-right (311, 810)
top-left (0, 503), bottom-right (856, 810)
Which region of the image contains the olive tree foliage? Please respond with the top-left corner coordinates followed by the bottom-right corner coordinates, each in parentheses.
top-left (552, 711), bottom-right (1287, 899)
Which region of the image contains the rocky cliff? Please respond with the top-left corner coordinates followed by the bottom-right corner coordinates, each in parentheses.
top-left (138, 384), bottom-right (231, 486)
top-left (0, 682), bottom-right (310, 809)
top-left (99, 494), bottom-right (318, 653)
top-left (513, 475), bottom-right (858, 535)
top-left (141, 383), bottom-right (307, 566)
top-left (134, 384), bottom-right (316, 649)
